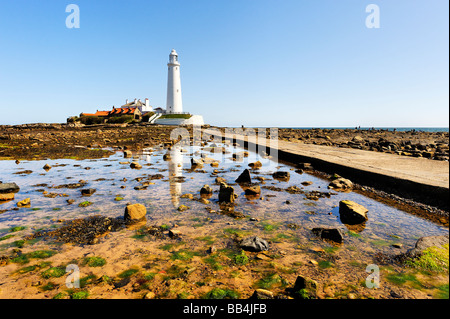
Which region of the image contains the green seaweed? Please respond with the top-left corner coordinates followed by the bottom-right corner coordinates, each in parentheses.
top-left (203, 288), bottom-right (240, 299)
top-left (233, 250), bottom-right (249, 266)
top-left (9, 226), bottom-right (26, 233)
top-left (118, 267), bottom-right (139, 278)
top-left (41, 266), bottom-right (66, 279)
top-left (405, 244), bottom-right (449, 272)
top-left (83, 256), bottom-right (106, 267)
top-left (255, 272), bottom-right (282, 289)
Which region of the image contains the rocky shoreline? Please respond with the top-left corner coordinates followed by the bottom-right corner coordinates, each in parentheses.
top-left (1, 124), bottom-right (448, 161)
top-left (277, 128), bottom-right (449, 161)
top-left (0, 123), bottom-right (195, 161)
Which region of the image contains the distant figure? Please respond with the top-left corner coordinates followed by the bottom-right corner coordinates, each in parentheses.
top-left (393, 128), bottom-right (397, 132)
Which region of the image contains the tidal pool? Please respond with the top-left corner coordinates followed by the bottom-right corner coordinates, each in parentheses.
top-left (0, 141), bottom-right (448, 299)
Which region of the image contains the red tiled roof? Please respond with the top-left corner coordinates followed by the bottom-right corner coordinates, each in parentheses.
top-left (110, 107), bottom-right (137, 115)
top-left (81, 107), bottom-right (138, 117)
top-left (81, 110), bottom-right (110, 117)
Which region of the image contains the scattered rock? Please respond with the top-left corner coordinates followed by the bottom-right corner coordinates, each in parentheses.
top-left (292, 275), bottom-right (318, 299)
top-left (339, 200), bottom-right (368, 224)
top-left (177, 205), bottom-right (189, 212)
top-left (13, 170), bottom-right (32, 175)
top-left (272, 171), bottom-right (290, 181)
top-left (251, 289), bottom-right (274, 299)
top-left (255, 253), bottom-right (272, 261)
top-left (235, 169), bottom-right (252, 184)
top-left (215, 177), bottom-right (226, 184)
top-left (124, 203), bottom-right (147, 221)
top-left (130, 162), bottom-right (142, 169)
top-left (81, 188), bottom-right (96, 196)
top-left (191, 158), bottom-right (203, 168)
top-left (244, 185), bottom-right (261, 195)
top-left (200, 184), bottom-right (213, 195)
top-left (144, 292), bottom-right (156, 299)
top-left (169, 229), bottom-right (182, 238)
top-left (43, 164), bottom-right (52, 170)
top-left (249, 161), bottom-right (262, 169)
top-left (124, 150), bottom-right (132, 158)
top-left (219, 183), bottom-right (236, 203)
top-left (0, 193), bottom-right (15, 201)
top-left (301, 181), bottom-right (313, 186)
top-left (17, 198), bottom-right (31, 207)
top-left (311, 227), bottom-right (344, 244)
top-left (297, 163), bottom-right (313, 170)
top-left (329, 177), bottom-right (353, 191)
top-left (240, 236), bottom-right (269, 252)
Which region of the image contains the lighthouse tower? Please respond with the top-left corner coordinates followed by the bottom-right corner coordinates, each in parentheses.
top-left (166, 49), bottom-right (183, 114)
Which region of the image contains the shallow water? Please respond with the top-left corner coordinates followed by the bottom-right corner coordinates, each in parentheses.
top-left (1, 141), bottom-right (447, 253)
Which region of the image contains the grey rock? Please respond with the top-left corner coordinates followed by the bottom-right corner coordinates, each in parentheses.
top-left (406, 235), bottom-right (449, 258)
top-left (240, 236), bottom-right (269, 252)
top-left (0, 183), bottom-right (20, 194)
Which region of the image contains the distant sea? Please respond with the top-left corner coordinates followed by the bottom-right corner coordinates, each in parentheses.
top-left (275, 127), bottom-right (449, 133)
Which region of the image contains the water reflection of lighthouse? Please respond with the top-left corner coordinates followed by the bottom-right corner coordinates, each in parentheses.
top-left (168, 146), bottom-right (183, 207)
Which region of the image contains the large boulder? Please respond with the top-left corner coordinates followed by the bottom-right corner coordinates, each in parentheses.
top-left (124, 203), bottom-right (147, 222)
top-left (240, 236), bottom-right (269, 252)
top-left (218, 183), bottom-right (235, 203)
top-left (235, 169), bottom-right (252, 184)
top-left (406, 235), bottom-right (449, 258)
top-left (0, 183), bottom-right (20, 194)
top-left (339, 200), bottom-right (368, 224)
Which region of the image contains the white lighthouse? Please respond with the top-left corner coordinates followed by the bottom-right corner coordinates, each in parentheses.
top-left (166, 49), bottom-right (183, 114)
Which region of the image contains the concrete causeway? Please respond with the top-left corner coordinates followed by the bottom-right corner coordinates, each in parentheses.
top-left (207, 129), bottom-right (449, 210)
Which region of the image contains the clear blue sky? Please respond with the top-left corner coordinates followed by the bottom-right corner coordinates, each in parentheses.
top-left (0, 0), bottom-right (448, 127)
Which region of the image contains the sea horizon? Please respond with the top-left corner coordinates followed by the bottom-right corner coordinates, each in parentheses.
top-left (241, 126), bottom-right (450, 133)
